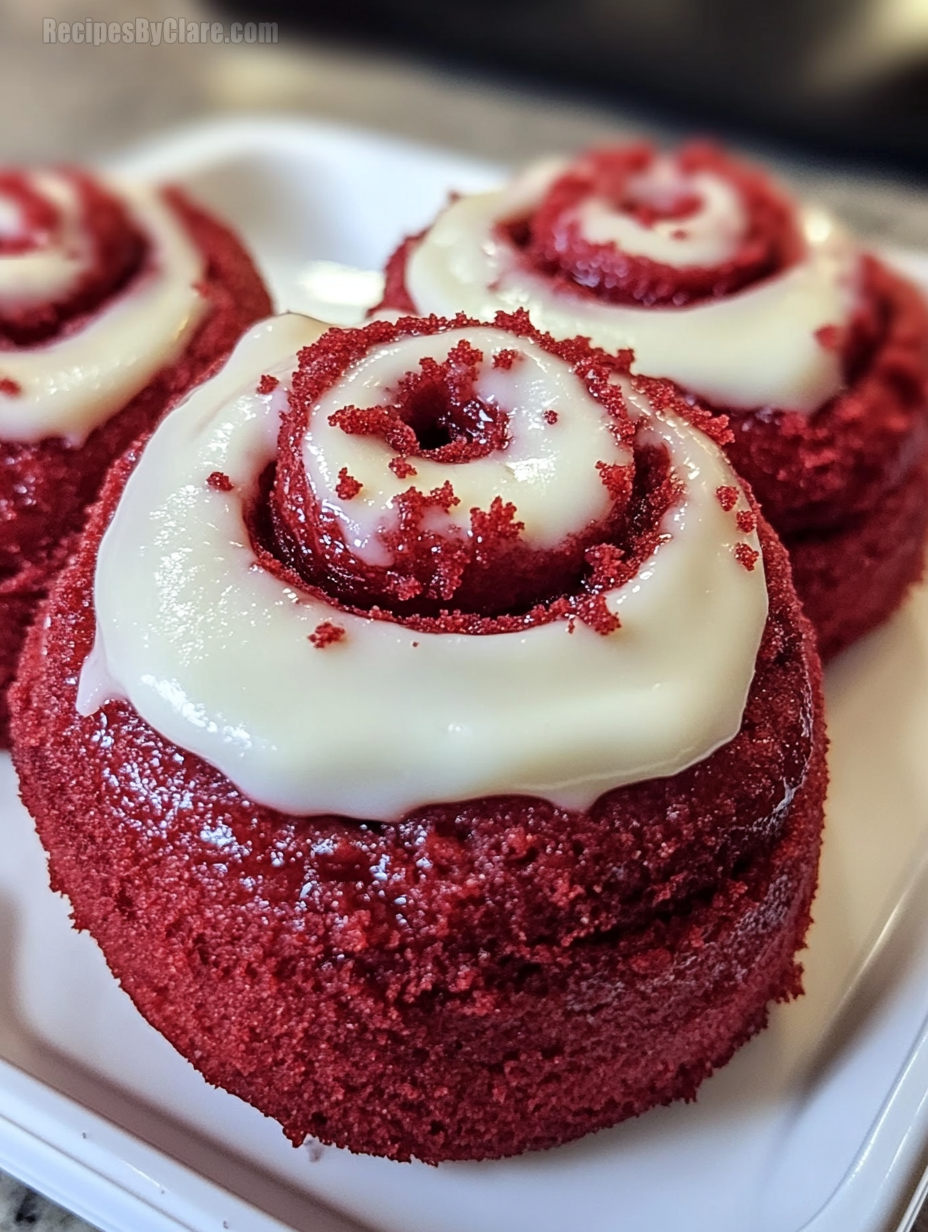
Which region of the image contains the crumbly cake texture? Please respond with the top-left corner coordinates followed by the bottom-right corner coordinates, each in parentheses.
top-left (380, 146), bottom-right (928, 657)
top-left (0, 185), bottom-right (272, 743)
top-left (725, 255), bottom-right (928, 658)
top-left (11, 316), bottom-right (826, 1164)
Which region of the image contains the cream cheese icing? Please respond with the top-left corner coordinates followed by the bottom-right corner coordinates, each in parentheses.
top-left (305, 327), bottom-right (631, 567)
top-left (403, 163), bottom-right (860, 414)
top-left (568, 161), bottom-right (747, 269)
top-left (0, 174), bottom-right (208, 444)
top-left (77, 313), bottom-right (768, 821)
top-left (0, 172), bottom-right (93, 310)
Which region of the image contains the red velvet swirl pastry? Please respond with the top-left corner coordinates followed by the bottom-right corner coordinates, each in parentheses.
top-left (0, 166), bottom-right (271, 740)
top-left (381, 143), bottom-right (928, 658)
top-left (11, 311), bottom-right (826, 1164)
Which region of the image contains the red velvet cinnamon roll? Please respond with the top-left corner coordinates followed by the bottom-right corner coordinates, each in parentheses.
top-left (381, 143), bottom-right (928, 658)
top-left (0, 166), bottom-right (271, 740)
top-left (11, 311), bottom-right (826, 1163)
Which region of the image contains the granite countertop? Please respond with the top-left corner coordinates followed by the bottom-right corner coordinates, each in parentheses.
top-left (3, 1), bottom-right (928, 1229)
top-left (0, 1173), bottom-right (96, 1231)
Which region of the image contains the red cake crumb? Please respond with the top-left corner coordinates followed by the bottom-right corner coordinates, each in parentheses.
top-left (470, 497), bottom-right (524, 563)
top-left (493, 348), bottom-right (521, 370)
top-left (308, 621), bottom-right (346, 648)
top-left (596, 459), bottom-right (632, 500)
top-left (391, 576), bottom-right (423, 601)
top-left (544, 409), bottom-right (559, 424)
top-left (207, 471), bottom-right (233, 492)
top-left (374, 232), bottom-right (420, 315)
top-left (329, 402), bottom-right (417, 453)
top-left (335, 467), bottom-right (362, 500)
top-left (389, 457), bottom-right (417, 479)
top-left (576, 591), bottom-right (621, 635)
top-left (0, 377), bottom-right (21, 396)
top-left (0, 177), bottom-right (271, 743)
top-left (734, 543), bottom-right (760, 571)
top-left (814, 324), bottom-right (842, 351)
top-left (635, 374), bottom-right (734, 447)
top-left (737, 509), bottom-right (757, 534)
top-left (584, 541), bottom-right (628, 590)
top-left (257, 373), bottom-right (279, 394)
top-left (716, 485), bottom-right (739, 512)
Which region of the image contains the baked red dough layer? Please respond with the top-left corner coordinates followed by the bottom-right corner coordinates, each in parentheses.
top-left (0, 182), bottom-right (272, 741)
top-left (11, 316), bottom-right (826, 1162)
top-left (726, 256), bottom-right (928, 658)
top-left (380, 145), bottom-right (928, 657)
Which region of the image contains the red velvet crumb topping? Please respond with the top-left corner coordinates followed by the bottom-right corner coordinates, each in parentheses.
top-left (814, 324), bottom-right (842, 351)
top-left (336, 468), bottom-right (362, 500)
top-left (716, 485), bottom-right (738, 512)
top-left (309, 621), bottom-right (346, 648)
top-left (262, 311), bottom-right (686, 629)
top-left (389, 457), bottom-right (417, 479)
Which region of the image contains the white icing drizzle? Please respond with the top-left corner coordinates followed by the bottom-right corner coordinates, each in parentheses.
top-left (0, 197), bottom-right (21, 238)
top-left (78, 313), bottom-right (768, 821)
top-left (0, 175), bottom-right (208, 444)
top-left (568, 161), bottom-right (747, 270)
top-left (404, 163), bottom-right (860, 414)
top-left (306, 327), bottom-right (630, 567)
top-left (0, 172), bottom-right (93, 310)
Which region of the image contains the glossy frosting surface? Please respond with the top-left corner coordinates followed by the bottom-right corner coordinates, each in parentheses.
top-left (306, 326), bottom-right (631, 565)
top-left (78, 314), bottom-right (768, 819)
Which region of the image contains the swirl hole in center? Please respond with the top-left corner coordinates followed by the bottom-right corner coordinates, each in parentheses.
top-left (264, 318), bottom-right (689, 631)
top-left (329, 341), bottom-right (509, 464)
top-left (255, 431), bottom-right (677, 637)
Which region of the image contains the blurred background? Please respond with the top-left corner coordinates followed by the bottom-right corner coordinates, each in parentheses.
top-left (225, 0), bottom-right (928, 173)
top-left (4, 0), bottom-right (928, 246)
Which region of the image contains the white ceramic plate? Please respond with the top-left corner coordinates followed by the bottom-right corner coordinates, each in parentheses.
top-left (2, 116), bottom-right (928, 1232)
